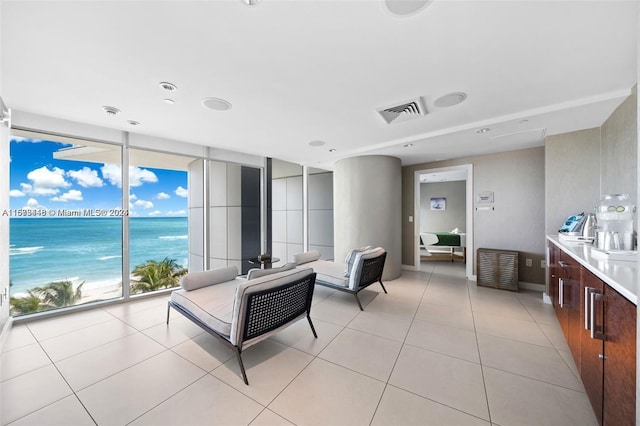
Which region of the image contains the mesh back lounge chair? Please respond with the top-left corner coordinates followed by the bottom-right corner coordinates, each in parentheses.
top-left (292, 247), bottom-right (387, 310)
top-left (167, 265), bottom-right (317, 385)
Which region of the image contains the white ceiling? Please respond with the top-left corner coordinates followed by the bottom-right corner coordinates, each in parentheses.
top-left (1, 0), bottom-right (637, 169)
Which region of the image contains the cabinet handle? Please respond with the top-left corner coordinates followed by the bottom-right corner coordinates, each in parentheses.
top-left (590, 292), bottom-right (606, 341)
top-left (584, 286), bottom-right (593, 330)
top-left (559, 278), bottom-right (565, 308)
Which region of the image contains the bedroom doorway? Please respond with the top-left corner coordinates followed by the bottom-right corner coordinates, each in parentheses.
top-left (414, 164), bottom-right (474, 279)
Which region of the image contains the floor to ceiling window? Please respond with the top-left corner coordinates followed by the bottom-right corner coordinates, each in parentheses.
top-left (8, 135), bottom-right (123, 315)
top-left (128, 148), bottom-right (190, 296)
top-left (7, 135), bottom-right (194, 316)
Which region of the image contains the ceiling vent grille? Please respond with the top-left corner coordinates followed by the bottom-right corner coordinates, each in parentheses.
top-left (377, 97), bottom-right (428, 124)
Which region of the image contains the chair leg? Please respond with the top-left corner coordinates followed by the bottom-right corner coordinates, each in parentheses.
top-left (234, 347), bottom-right (249, 385)
top-left (307, 314), bottom-right (318, 338)
top-left (166, 302), bottom-right (171, 324)
top-left (379, 279), bottom-right (388, 294)
top-left (354, 293), bottom-right (364, 310)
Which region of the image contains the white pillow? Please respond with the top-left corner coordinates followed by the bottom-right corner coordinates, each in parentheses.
top-left (343, 246), bottom-right (372, 277)
top-left (247, 262), bottom-right (296, 280)
top-left (180, 266), bottom-right (238, 291)
top-left (293, 250), bottom-right (321, 265)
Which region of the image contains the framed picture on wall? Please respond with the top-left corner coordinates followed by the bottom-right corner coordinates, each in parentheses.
top-left (430, 197), bottom-right (446, 211)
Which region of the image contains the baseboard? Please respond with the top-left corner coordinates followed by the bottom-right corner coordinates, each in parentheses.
top-left (519, 281), bottom-right (545, 292)
top-left (401, 264), bottom-right (419, 271)
top-left (0, 317), bottom-right (14, 353)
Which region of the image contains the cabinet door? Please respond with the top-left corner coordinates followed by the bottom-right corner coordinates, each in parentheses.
top-left (603, 285), bottom-right (636, 426)
top-left (548, 243), bottom-right (559, 303)
top-left (564, 256), bottom-right (582, 371)
top-left (556, 251), bottom-right (579, 342)
top-left (581, 270), bottom-right (604, 425)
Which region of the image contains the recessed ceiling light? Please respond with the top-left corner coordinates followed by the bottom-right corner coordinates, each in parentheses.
top-left (309, 140), bottom-right (326, 147)
top-left (476, 128), bottom-right (491, 134)
top-left (329, 149), bottom-right (337, 153)
top-left (201, 97), bottom-right (232, 111)
top-left (403, 143), bottom-right (414, 148)
top-left (434, 92), bottom-right (467, 108)
top-left (128, 120), bottom-right (140, 126)
top-left (164, 98), bottom-right (175, 105)
top-left (102, 106), bottom-right (120, 116)
top-left (159, 82), bottom-right (177, 91)
top-left (241, 0), bottom-right (260, 5)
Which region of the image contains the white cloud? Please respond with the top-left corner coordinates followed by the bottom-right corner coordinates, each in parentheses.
top-left (175, 186), bottom-right (188, 198)
top-left (167, 210), bottom-right (187, 216)
top-left (24, 198), bottom-right (45, 210)
top-left (51, 189), bottom-right (83, 202)
top-left (101, 164), bottom-right (158, 188)
top-left (9, 189), bottom-right (25, 197)
top-left (134, 199), bottom-right (154, 209)
top-left (11, 136), bottom-right (44, 143)
top-left (67, 167), bottom-right (104, 188)
top-left (25, 166), bottom-right (70, 195)
top-left (156, 192), bottom-right (170, 200)
top-left (148, 210), bottom-right (162, 216)
top-left (130, 167), bottom-right (158, 187)
top-left (101, 164), bottom-right (121, 187)
top-left (130, 193), bottom-right (138, 201)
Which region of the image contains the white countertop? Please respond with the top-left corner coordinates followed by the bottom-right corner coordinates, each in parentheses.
top-left (547, 236), bottom-right (638, 305)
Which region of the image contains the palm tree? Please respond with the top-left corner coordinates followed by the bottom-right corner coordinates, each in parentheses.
top-left (33, 280), bottom-right (84, 308)
top-left (131, 257), bottom-right (187, 294)
top-left (10, 290), bottom-right (45, 315)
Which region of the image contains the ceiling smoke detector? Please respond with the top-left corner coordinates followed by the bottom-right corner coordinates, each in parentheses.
top-left (159, 82), bottom-right (177, 91)
top-left (102, 106), bottom-right (120, 116)
top-left (377, 97), bottom-right (428, 124)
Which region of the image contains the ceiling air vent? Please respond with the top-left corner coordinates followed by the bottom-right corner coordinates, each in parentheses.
top-left (377, 97), bottom-right (428, 124)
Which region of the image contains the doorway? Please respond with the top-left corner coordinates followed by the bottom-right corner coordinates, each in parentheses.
top-left (414, 164), bottom-right (474, 279)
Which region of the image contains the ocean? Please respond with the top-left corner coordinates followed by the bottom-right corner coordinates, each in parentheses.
top-left (9, 217), bottom-right (188, 296)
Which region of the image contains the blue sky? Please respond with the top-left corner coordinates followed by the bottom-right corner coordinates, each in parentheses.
top-left (9, 137), bottom-right (188, 217)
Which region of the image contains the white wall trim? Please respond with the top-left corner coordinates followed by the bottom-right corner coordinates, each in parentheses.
top-left (414, 164), bottom-right (474, 279)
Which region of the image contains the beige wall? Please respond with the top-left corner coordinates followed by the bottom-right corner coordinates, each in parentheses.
top-left (545, 88), bottom-right (638, 237)
top-left (403, 146), bottom-right (546, 284)
top-left (602, 87), bottom-right (638, 206)
top-left (420, 181), bottom-right (466, 233)
top-left (545, 128), bottom-right (601, 236)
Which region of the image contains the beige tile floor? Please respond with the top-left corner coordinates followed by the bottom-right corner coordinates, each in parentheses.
top-left (1, 261), bottom-right (599, 426)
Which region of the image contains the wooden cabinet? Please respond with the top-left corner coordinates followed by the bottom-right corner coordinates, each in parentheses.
top-left (548, 242), bottom-right (636, 426)
top-left (581, 270), bottom-right (604, 425)
top-left (602, 283), bottom-right (636, 426)
top-left (553, 249), bottom-right (582, 369)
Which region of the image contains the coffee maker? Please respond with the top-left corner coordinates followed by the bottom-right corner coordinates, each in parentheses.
top-left (595, 194), bottom-right (636, 251)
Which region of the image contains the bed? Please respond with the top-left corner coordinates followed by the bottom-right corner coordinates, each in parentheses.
top-left (420, 232), bottom-right (467, 262)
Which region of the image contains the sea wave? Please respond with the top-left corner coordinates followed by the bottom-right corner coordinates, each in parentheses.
top-left (158, 235), bottom-right (188, 240)
top-left (10, 246), bottom-right (44, 256)
top-left (98, 255), bottom-right (122, 261)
